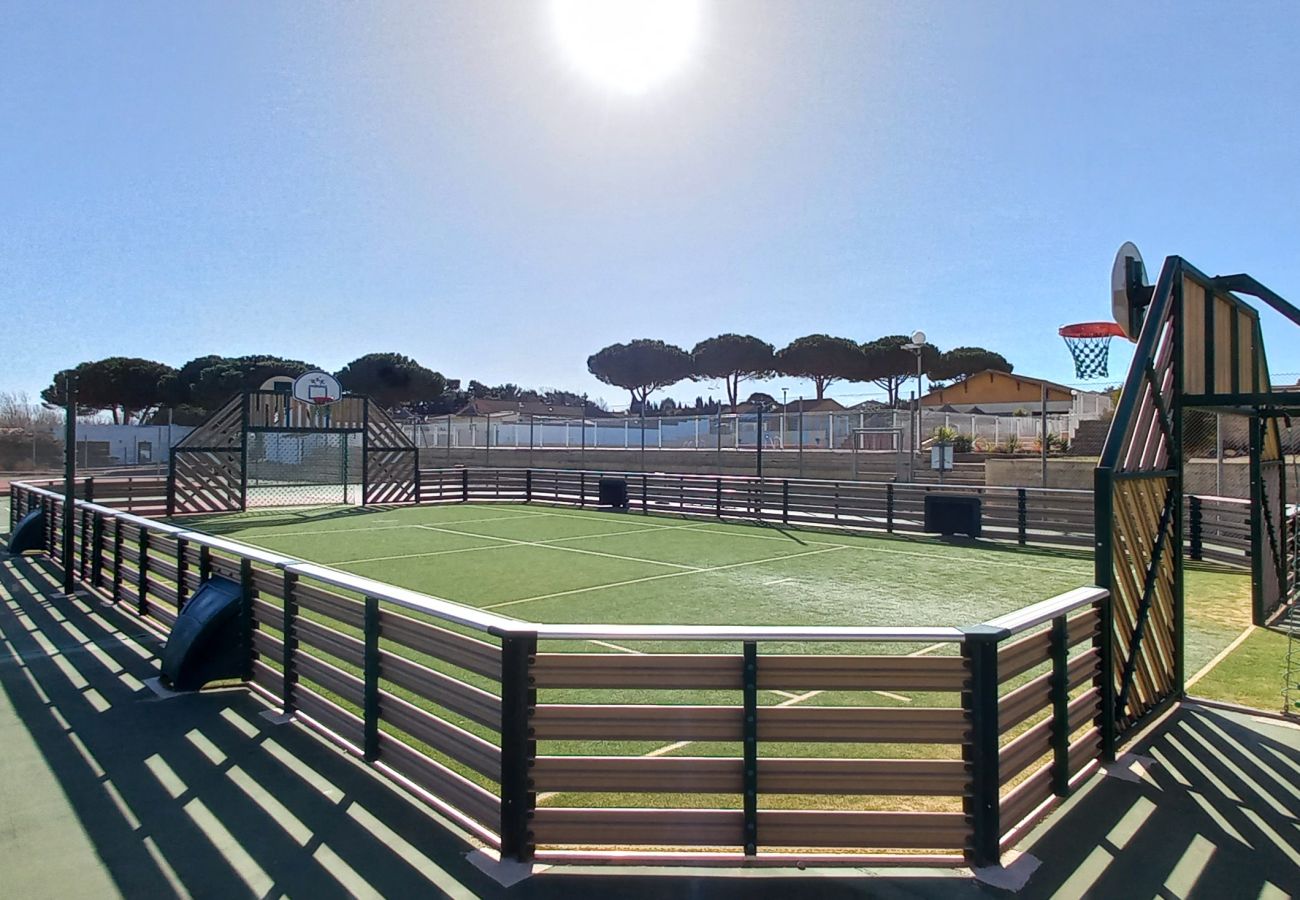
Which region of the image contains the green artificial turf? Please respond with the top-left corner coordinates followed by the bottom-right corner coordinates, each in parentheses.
top-left (189, 502), bottom-right (1099, 630)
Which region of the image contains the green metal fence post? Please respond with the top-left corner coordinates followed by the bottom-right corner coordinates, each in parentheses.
top-left (1049, 615), bottom-right (1070, 796)
top-left (887, 482), bottom-right (895, 533)
top-left (111, 521), bottom-right (124, 603)
top-left (462, 468), bottom-right (470, 503)
top-left (1096, 595), bottom-right (1117, 761)
top-left (239, 558), bottom-right (255, 681)
top-left (742, 641), bottom-right (759, 856)
top-left (525, 469), bottom-right (533, 503)
top-left (90, 512), bottom-right (104, 588)
top-left (176, 538), bottom-right (190, 608)
top-left (1188, 495), bottom-right (1203, 561)
top-left (498, 631), bottom-right (538, 862)
top-left (782, 480), bottom-right (789, 525)
top-left (962, 624), bottom-right (1006, 868)
top-left (579, 472), bottom-right (586, 508)
top-left (1017, 488), bottom-right (1028, 545)
top-left (363, 594), bottom-right (380, 761)
top-left (715, 478), bottom-right (722, 518)
top-left (641, 474), bottom-right (648, 515)
top-left (136, 528), bottom-right (150, 617)
top-left (79, 506), bottom-right (91, 581)
top-left (282, 571), bottom-right (299, 715)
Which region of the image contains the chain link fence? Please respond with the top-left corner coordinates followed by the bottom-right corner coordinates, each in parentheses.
top-left (398, 409), bottom-right (1077, 454)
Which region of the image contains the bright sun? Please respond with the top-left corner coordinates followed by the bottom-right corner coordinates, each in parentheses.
top-left (549, 0), bottom-right (702, 95)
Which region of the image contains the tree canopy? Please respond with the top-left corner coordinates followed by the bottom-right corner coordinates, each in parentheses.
top-left (691, 334), bottom-right (775, 412)
top-left (41, 357), bottom-right (178, 423)
top-left (774, 335), bottom-right (863, 400)
top-left (859, 336), bottom-right (941, 407)
top-left (587, 339), bottom-right (694, 410)
top-left (926, 346), bottom-right (1014, 383)
top-left (162, 355), bottom-right (319, 412)
top-left (335, 353), bottom-right (446, 409)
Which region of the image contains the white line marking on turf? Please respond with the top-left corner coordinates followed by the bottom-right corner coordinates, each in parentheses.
top-left (763, 577), bottom-right (795, 586)
top-left (589, 640), bottom-right (642, 655)
top-left (481, 545), bottom-right (848, 610)
top-left (873, 690), bottom-right (913, 703)
top-left (478, 504), bottom-right (1088, 575)
top-left (1186, 624), bottom-right (1255, 688)
top-left (331, 521), bottom-right (701, 567)
top-left (414, 523), bottom-right (702, 571)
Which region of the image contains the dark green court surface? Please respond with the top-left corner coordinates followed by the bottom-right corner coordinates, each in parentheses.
top-left (2, 550), bottom-right (1297, 899)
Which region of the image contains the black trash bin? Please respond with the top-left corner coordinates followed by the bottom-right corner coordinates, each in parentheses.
top-left (598, 477), bottom-right (629, 510)
top-left (924, 494), bottom-right (982, 537)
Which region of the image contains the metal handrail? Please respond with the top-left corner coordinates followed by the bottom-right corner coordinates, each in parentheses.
top-left (982, 586), bottom-right (1109, 637)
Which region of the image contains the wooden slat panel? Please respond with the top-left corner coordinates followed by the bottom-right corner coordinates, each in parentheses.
top-left (378, 690), bottom-right (501, 780)
top-left (250, 567), bottom-right (283, 596)
top-left (379, 609), bottom-right (501, 681)
top-left (150, 582), bottom-right (179, 606)
top-left (378, 732), bottom-right (501, 834)
top-left (761, 706), bottom-right (969, 744)
top-left (251, 658), bottom-right (282, 695)
top-left (296, 581), bottom-right (363, 628)
top-left (533, 704), bottom-right (968, 743)
top-left (1067, 607), bottom-right (1101, 647)
top-left (379, 650), bottom-right (501, 730)
top-left (759, 810), bottom-right (968, 850)
top-left (533, 704), bottom-right (739, 741)
top-left (150, 558), bottom-right (179, 581)
top-left (1068, 648), bottom-right (1101, 690)
top-left (298, 652), bottom-right (365, 708)
top-left (252, 597), bottom-right (282, 629)
top-left (1068, 688), bottom-right (1101, 733)
top-left (1182, 276), bottom-right (1206, 394)
top-left (998, 631), bottom-right (1051, 682)
top-left (999, 673), bottom-right (1052, 734)
top-left (531, 756), bottom-right (968, 796)
top-left (296, 617), bottom-right (365, 667)
top-left (533, 653), bottom-right (740, 690)
top-left (1000, 718), bottom-right (1053, 785)
top-left (757, 654), bottom-right (968, 692)
top-left (148, 604), bottom-right (177, 629)
top-left (532, 808), bottom-right (742, 847)
top-left (1068, 727), bottom-right (1102, 778)
top-left (296, 684), bottom-right (364, 746)
top-left (1000, 764), bottom-right (1053, 831)
top-left (252, 628), bottom-right (284, 664)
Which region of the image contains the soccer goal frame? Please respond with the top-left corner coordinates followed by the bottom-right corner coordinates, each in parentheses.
top-left (168, 390), bottom-right (419, 515)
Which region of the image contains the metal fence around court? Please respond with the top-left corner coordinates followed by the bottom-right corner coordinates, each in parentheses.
top-left (10, 477), bottom-right (1112, 867)
top-left (400, 409), bottom-right (1077, 454)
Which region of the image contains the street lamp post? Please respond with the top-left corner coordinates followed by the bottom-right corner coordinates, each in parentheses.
top-left (901, 330), bottom-right (927, 483)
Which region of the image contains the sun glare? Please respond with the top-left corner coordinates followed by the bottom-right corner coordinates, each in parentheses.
top-left (549, 0), bottom-right (702, 95)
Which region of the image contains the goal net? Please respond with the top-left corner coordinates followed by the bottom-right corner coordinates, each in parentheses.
top-left (246, 431), bottom-right (363, 508)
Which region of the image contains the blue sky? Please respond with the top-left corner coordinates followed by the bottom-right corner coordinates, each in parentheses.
top-left (3, 1), bottom-right (1298, 409)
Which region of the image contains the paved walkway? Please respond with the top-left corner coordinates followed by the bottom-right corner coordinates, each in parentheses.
top-left (1, 550), bottom-right (1297, 899)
